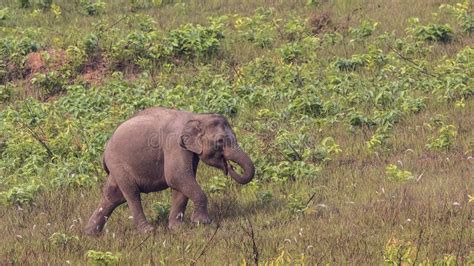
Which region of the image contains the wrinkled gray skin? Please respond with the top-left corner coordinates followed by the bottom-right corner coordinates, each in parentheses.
top-left (84, 107), bottom-right (255, 235)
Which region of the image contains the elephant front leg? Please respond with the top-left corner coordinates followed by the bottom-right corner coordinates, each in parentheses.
top-left (176, 180), bottom-right (211, 225)
top-left (168, 189), bottom-right (188, 230)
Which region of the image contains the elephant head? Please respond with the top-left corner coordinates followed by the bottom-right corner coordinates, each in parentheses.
top-left (180, 114), bottom-right (255, 184)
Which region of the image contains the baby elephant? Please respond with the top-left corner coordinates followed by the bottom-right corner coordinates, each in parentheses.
top-left (85, 107), bottom-right (255, 235)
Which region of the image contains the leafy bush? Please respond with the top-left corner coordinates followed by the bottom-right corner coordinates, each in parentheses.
top-left (426, 124), bottom-right (457, 151)
top-left (31, 71), bottom-right (70, 97)
top-left (207, 175), bottom-right (228, 194)
top-left (385, 164), bottom-right (414, 182)
top-left (80, 0), bottom-right (106, 16)
top-left (440, 0), bottom-right (473, 33)
top-left (349, 20), bottom-right (378, 41)
top-left (152, 201), bottom-right (171, 220)
top-left (86, 250), bottom-right (121, 265)
top-left (167, 22), bottom-right (224, 58)
top-left (49, 232), bottom-right (79, 246)
top-left (0, 84), bottom-right (12, 102)
top-left (235, 8), bottom-right (277, 48)
top-left (407, 18), bottom-right (453, 43)
top-left (39, 0), bottom-right (53, 10)
top-left (19, 0), bottom-right (30, 8)
top-left (3, 184), bottom-right (42, 206)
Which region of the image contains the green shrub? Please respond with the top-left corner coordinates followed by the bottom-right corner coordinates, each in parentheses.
top-left (440, 0), bottom-right (473, 33)
top-left (80, 0), bottom-right (106, 16)
top-left (49, 232), bottom-right (79, 246)
top-left (407, 18), bottom-right (453, 43)
top-left (19, 0), bottom-right (30, 8)
top-left (385, 164), bottom-right (414, 182)
top-left (152, 201), bottom-right (171, 220)
top-left (3, 184), bottom-right (42, 206)
top-left (426, 124), bottom-right (457, 151)
top-left (86, 250), bottom-right (121, 265)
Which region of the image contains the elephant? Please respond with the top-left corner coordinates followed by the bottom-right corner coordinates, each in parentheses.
top-left (84, 107), bottom-right (255, 235)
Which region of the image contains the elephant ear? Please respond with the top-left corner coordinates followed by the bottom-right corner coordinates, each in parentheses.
top-left (180, 120), bottom-right (203, 154)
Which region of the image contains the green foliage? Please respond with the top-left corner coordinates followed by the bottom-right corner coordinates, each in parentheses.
top-left (283, 17), bottom-right (307, 41)
top-left (426, 124), bottom-right (457, 151)
top-left (3, 183), bottom-right (42, 206)
top-left (152, 201), bottom-right (171, 220)
top-left (235, 8), bottom-right (277, 48)
top-left (383, 237), bottom-right (415, 265)
top-left (287, 193), bottom-right (310, 214)
top-left (0, 84), bottom-right (12, 102)
top-left (257, 190), bottom-right (273, 204)
top-left (80, 0), bottom-right (107, 16)
top-left (167, 20), bottom-right (225, 58)
top-left (49, 232), bottom-right (79, 246)
top-left (440, 0), bottom-right (474, 33)
top-left (19, 0), bottom-right (30, 8)
top-left (207, 175), bottom-right (228, 194)
top-left (385, 164), bottom-right (414, 182)
top-left (407, 18), bottom-right (453, 43)
top-left (83, 33), bottom-right (100, 57)
top-left (0, 28), bottom-right (42, 81)
top-left (86, 250), bottom-right (121, 265)
top-left (349, 20), bottom-right (378, 42)
top-left (334, 54), bottom-right (368, 71)
top-left (0, 8), bottom-right (9, 21)
top-left (39, 0), bottom-right (53, 10)
top-left (31, 71), bottom-right (70, 97)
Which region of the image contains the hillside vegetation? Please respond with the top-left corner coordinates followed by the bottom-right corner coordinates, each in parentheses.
top-left (0, 0), bottom-right (473, 264)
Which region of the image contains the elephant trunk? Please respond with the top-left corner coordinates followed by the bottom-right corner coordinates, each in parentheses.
top-left (224, 146), bottom-right (255, 185)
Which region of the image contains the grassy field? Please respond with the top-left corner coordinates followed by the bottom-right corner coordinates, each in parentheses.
top-left (0, 0), bottom-right (473, 264)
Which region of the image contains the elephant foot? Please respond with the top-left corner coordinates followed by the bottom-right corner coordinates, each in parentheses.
top-left (84, 225), bottom-right (102, 237)
top-left (84, 218), bottom-right (104, 237)
top-left (191, 212), bottom-right (211, 225)
top-left (168, 212), bottom-right (185, 230)
top-left (137, 222), bottom-right (155, 234)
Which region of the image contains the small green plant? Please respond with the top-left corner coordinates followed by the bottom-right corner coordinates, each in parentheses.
top-left (152, 201), bottom-right (171, 220)
top-left (207, 175), bottom-right (228, 194)
top-left (3, 184), bottom-right (42, 206)
top-left (385, 164), bottom-right (414, 182)
top-left (279, 42), bottom-right (302, 63)
top-left (39, 0), bottom-right (53, 10)
top-left (0, 84), bottom-right (12, 102)
top-left (407, 18), bottom-right (453, 43)
top-left (283, 17), bottom-right (307, 41)
top-left (383, 237), bottom-right (415, 265)
top-left (349, 20), bottom-right (378, 42)
top-left (31, 71), bottom-right (69, 97)
top-left (49, 232), bottom-right (79, 246)
top-left (19, 0), bottom-right (30, 8)
top-left (307, 137), bottom-right (342, 163)
top-left (83, 33), bottom-right (100, 57)
top-left (257, 190), bottom-right (273, 204)
top-left (80, 0), bottom-right (106, 16)
top-left (235, 8), bottom-right (277, 48)
top-left (86, 250), bottom-right (121, 265)
top-left (334, 54), bottom-right (368, 71)
top-left (0, 8), bottom-right (9, 21)
top-left (287, 193), bottom-right (310, 215)
top-left (426, 124), bottom-right (457, 151)
top-left (440, 0), bottom-right (473, 33)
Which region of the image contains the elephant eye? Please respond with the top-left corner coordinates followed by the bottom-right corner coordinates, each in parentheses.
top-left (215, 138), bottom-right (224, 148)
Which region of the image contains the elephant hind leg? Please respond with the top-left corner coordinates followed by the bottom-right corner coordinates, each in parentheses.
top-left (112, 172), bottom-right (155, 233)
top-left (85, 177), bottom-right (125, 236)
